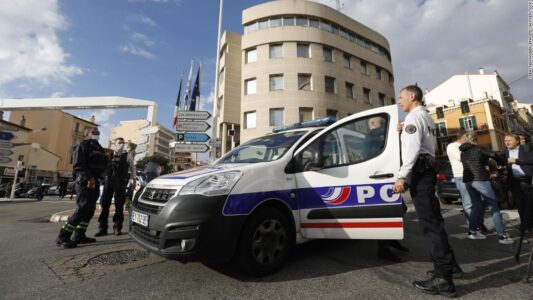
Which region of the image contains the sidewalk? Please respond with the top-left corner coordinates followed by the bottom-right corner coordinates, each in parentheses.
top-left (49, 204), bottom-right (128, 223)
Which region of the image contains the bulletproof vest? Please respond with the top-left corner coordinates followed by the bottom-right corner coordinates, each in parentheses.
top-left (110, 152), bottom-right (129, 178)
top-left (86, 140), bottom-right (107, 177)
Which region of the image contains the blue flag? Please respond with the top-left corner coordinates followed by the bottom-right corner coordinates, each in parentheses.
top-left (189, 66), bottom-right (200, 111)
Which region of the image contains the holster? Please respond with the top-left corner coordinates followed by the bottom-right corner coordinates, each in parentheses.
top-left (413, 154), bottom-right (434, 174)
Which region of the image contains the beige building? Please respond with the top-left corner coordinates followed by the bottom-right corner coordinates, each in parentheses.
top-left (216, 0), bottom-right (395, 148)
top-left (0, 120), bottom-right (60, 184)
top-left (110, 120), bottom-right (175, 164)
top-left (9, 110), bottom-right (97, 179)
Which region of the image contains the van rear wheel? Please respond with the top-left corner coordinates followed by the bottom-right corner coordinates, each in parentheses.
top-left (235, 207), bottom-right (292, 276)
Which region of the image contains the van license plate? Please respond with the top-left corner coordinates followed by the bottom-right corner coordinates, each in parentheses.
top-left (131, 211), bottom-right (149, 227)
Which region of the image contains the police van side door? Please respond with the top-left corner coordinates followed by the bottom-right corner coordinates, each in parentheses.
top-left (292, 105), bottom-right (403, 240)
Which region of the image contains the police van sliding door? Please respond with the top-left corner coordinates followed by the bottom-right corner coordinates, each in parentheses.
top-left (293, 105), bottom-right (403, 240)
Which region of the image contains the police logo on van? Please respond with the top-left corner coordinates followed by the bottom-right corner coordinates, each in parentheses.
top-left (320, 186), bottom-right (351, 205)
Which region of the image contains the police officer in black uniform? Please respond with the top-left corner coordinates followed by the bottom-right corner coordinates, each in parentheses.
top-left (95, 137), bottom-right (135, 236)
top-left (56, 127), bottom-right (107, 248)
top-left (393, 85), bottom-right (460, 297)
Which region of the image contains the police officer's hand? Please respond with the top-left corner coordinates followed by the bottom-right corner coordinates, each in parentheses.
top-left (87, 178), bottom-right (96, 189)
top-left (508, 157), bottom-right (517, 164)
top-left (396, 122), bottom-right (404, 133)
top-left (393, 178), bottom-right (406, 194)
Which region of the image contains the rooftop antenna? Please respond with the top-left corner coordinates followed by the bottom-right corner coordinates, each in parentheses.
top-left (335, 0), bottom-right (341, 10)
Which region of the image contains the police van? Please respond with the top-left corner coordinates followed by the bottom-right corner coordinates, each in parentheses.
top-left (130, 105), bottom-right (403, 276)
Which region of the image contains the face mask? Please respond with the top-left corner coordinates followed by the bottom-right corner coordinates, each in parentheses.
top-left (116, 143), bottom-right (125, 151)
top-left (91, 135), bottom-right (100, 141)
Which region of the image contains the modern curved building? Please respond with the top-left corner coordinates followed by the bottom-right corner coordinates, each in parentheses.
top-left (216, 0), bottom-right (396, 153)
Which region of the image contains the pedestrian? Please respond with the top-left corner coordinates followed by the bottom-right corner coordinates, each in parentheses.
top-left (446, 131), bottom-right (488, 233)
top-left (58, 180), bottom-right (68, 199)
top-left (55, 127), bottom-right (108, 248)
top-left (459, 132), bottom-right (513, 244)
top-left (95, 137), bottom-right (136, 236)
top-left (393, 85), bottom-right (460, 297)
top-left (518, 134), bottom-right (533, 152)
top-left (500, 133), bottom-right (533, 233)
top-left (124, 142), bottom-right (137, 210)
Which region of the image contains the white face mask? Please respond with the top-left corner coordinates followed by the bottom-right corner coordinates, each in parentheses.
top-left (91, 135), bottom-right (100, 141)
top-left (116, 143), bottom-right (125, 151)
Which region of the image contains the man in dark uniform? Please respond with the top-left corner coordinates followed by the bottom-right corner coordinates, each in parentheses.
top-left (393, 85), bottom-right (460, 297)
top-left (95, 137), bottom-right (136, 236)
top-left (55, 127), bottom-right (107, 248)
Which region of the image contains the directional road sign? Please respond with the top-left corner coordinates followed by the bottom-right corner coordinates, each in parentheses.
top-left (177, 111), bottom-right (211, 120)
top-left (176, 121), bottom-right (210, 132)
top-left (176, 133), bottom-right (210, 143)
top-left (0, 157), bottom-right (12, 163)
top-left (0, 149), bottom-right (13, 157)
top-left (175, 144), bottom-right (210, 153)
top-left (0, 141), bottom-right (14, 149)
top-left (140, 126), bottom-right (160, 135)
top-left (0, 131), bottom-right (15, 141)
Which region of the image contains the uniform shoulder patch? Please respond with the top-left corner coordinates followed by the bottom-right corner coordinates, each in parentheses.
top-left (405, 124), bottom-right (417, 134)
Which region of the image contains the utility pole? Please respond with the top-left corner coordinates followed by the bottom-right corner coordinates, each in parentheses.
top-left (210, 0), bottom-right (224, 163)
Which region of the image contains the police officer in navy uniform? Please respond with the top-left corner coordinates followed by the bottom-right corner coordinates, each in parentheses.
top-left (56, 127), bottom-right (107, 248)
top-left (95, 137), bottom-right (136, 236)
top-left (393, 85), bottom-right (461, 297)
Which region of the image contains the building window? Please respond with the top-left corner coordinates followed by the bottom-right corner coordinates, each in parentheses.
top-left (378, 93), bottom-right (385, 106)
top-left (460, 116), bottom-right (477, 131)
top-left (320, 21), bottom-right (332, 32)
top-left (363, 88), bottom-right (371, 104)
top-left (323, 47), bottom-right (333, 62)
top-left (270, 108), bottom-right (284, 126)
top-left (309, 18), bottom-right (319, 28)
top-left (343, 53), bottom-right (351, 68)
top-left (325, 76), bottom-right (336, 94)
top-left (299, 107), bottom-right (313, 122)
top-left (245, 23), bottom-right (257, 34)
top-left (326, 109), bottom-right (338, 119)
top-left (258, 19), bottom-right (269, 30)
top-left (74, 122), bottom-right (80, 133)
top-left (270, 44), bottom-right (282, 59)
top-left (297, 43), bottom-right (310, 58)
top-left (283, 17), bottom-right (295, 26)
top-left (460, 100), bottom-right (470, 113)
top-left (245, 78), bottom-right (257, 95)
top-left (219, 68), bottom-right (225, 86)
top-left (376, 66), bottom-right (382, 80)
top-left (435, 107), bottom-right (445, 119)
top-left (345, 82), bottom-right (354, 99)
top-left (244, 111), bottom-right (256, 129)
top-left (296, 17), bottom-right (308, 27)
top-left (298, 74), bottom-right (312, 91)
top-left (245, 48), bottom-right (257, 64)
top-left (436, 122), bottom-right (448, 137)
top-left (270, 17), bottom-right (282, 28)
top-left (440, 141), bottom-right (449, 155)
top-left (269, 74), bottom-right (284, 91)
top-left (361, 60), bottom-right (368, 75)
top-left (391, 97), bottom-right (396, 104)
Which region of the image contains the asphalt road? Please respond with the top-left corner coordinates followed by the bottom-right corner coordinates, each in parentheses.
top-left (1, 196), bottom-right (532, 299)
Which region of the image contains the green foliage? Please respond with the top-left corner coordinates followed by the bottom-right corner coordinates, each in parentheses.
top-left (135, 154), bottom-right (172, 174)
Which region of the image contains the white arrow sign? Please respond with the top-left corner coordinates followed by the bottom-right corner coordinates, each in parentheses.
top-left (176, 121), bottom-right (210, 132)
top-left (175, 144), bottom-right (210, 153)
top-left (177, 111), bottom-right (211, 120)
top-left (0, 141), bottom-right (14, 149)
top-left (140, 126), bottom-right (159, 135)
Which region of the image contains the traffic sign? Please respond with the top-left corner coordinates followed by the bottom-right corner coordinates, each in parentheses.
top-left (0, 149), bottom-right (13, 157)
top-left (0, 157), bottom-right (12, 163)
top-left (0, 141), bottom-right (14, 149)
top-left (175, 144), bottom-right (210, 153)
top-left (176, 121), bottom-right (210, 132)
top-left (176, 133), bottom-right (210, 143)
top-left (178, 111), bottom-right (211, 120)
top-left (140, 126), bottom-right (160, 135)
top-left (0, 131), bottom-right (15, 141)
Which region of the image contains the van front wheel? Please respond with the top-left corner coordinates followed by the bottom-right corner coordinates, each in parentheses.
top-left (235, 207), bottom-right (292, 276)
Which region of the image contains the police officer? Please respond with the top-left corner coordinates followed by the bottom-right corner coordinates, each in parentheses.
top-left (55, 127), bottom-right (107, 248)
top-left (95, 137), bottom-right (136, 236)
top-left (393, 85), bottom-right (460, 297)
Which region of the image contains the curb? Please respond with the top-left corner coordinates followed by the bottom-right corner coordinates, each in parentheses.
top-left (0, 198), bottom-right (40, 204)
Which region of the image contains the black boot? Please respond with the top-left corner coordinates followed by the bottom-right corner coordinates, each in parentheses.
top-left (389, 240), bottom-right (409, 252)
top-left (413, 277), bottom-right (457, 298)
top-left (94, 227), bottom-right (108, 237)
top-left (113, 224), bottom-right (122, 236)
top-left (72, 230), bottom-right (96, 244)
top-left (427, 265), bottom-right (464, 279)
top-left (56, 227), bottom-right (77, 249)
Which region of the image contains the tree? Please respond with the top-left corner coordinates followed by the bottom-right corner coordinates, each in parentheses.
top-left (135, 154), bottom-right (172, 175)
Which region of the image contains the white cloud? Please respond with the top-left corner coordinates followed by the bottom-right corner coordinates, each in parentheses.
top-left (310, 0), bottom-right (530, 102)
top-left (0, 0), bottom-right (82, 86)
top-left (140, 16), bottom-right (157, 27)
top-left (127, 0), bottom-right (182, 5)
top-left (119, 44), bottom-right (156, 60)
top-left (199, 88), bottom-right (215, 113)
top-left (131, 32), bottom-right (155, 47)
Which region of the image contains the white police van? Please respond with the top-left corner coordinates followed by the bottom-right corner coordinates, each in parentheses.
top-left (130, 105), bottom-right (403, 275)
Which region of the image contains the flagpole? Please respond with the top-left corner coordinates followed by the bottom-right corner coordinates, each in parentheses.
top-left (211, 0), bottom-right (223, 163)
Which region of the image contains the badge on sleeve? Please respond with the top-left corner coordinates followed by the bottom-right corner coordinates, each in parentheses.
top-left (405, 124), bottom-right (417, 134)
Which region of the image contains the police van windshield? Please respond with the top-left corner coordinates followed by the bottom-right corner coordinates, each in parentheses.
top-left (218, 131), bottom-right (307, 164)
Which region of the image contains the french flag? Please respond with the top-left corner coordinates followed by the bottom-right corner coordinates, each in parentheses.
top-left (172, 75), bottom-right (183, 129)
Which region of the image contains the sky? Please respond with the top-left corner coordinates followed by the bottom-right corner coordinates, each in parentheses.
top-left (0, 0), bottom-right (530, 147)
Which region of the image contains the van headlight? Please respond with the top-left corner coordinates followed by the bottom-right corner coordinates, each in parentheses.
top-left (179, 171), bottom-right (242, 196)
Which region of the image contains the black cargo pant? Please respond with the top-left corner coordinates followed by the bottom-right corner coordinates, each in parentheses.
top-left (509, 177), bottom-right (533, 231)
top-left (65, 179), bottom-right (100, 231)
top-left (98, 177), bottom-right (127, 230)
top-left (410, 165), bottom-right (455, 280)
